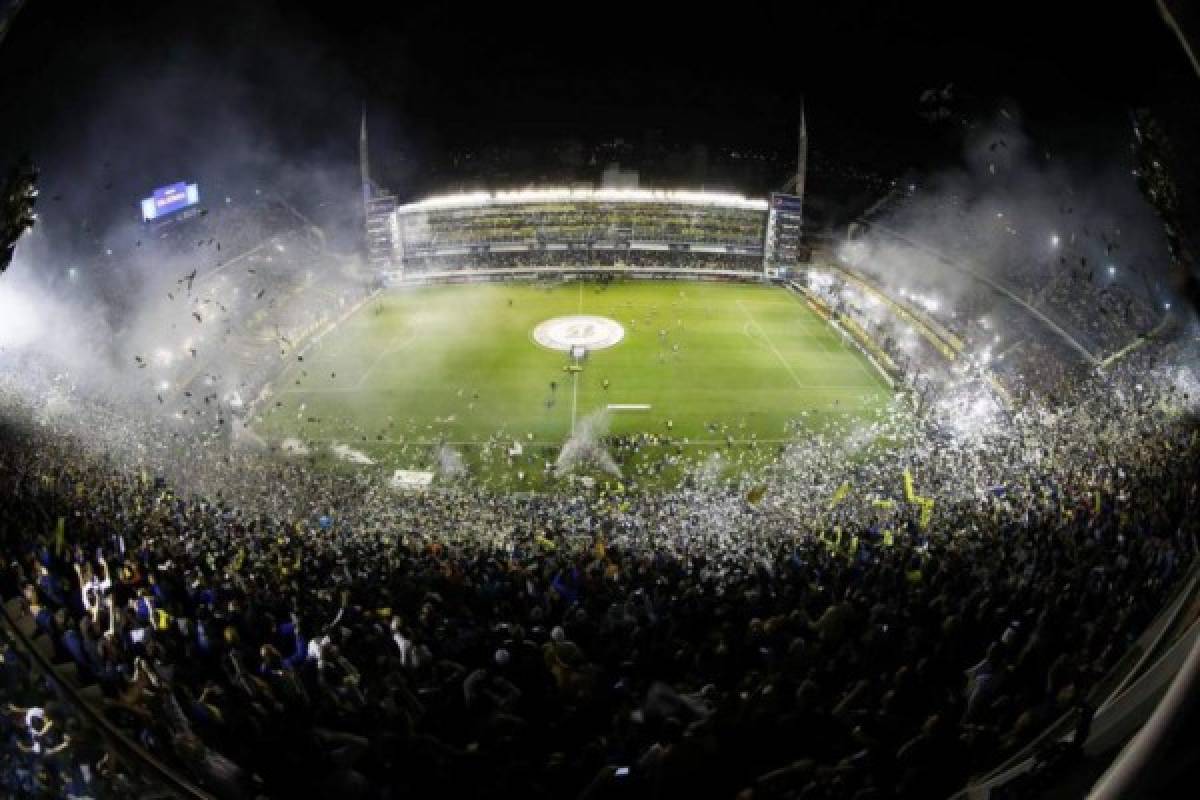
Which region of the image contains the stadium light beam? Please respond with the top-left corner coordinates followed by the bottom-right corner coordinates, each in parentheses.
top-left (398, 187), bottom-right (770, 214)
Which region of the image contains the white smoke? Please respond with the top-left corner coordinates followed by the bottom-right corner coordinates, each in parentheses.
top-left (280, 437), bottom-right (311, 456)
top-left (331, 442), bottom-right (374, 465)
top-left (555, 410), bottom-right (620, 477)
top-left (436, 442), bottom-right (466, 478)
top-left (689, 450), bottom-right (725, 487)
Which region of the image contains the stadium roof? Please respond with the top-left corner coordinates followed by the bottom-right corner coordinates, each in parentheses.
top-left (397, 188), bottom-right (769, 214)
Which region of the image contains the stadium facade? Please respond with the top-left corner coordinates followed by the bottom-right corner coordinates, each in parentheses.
top-left (376, 187), bottom-right (813, 278)
top-left (360, 107), bottom-right (810, 279)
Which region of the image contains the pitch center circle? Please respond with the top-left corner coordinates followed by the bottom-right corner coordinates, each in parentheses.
top-left (532, 315), bottom-right (625, 351)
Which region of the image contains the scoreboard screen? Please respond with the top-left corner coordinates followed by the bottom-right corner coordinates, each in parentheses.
top-left (141, 182), bottom-right (199, 221)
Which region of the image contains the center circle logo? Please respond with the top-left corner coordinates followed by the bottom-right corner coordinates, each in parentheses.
top-left (532, 315), bottom-right (625, 351)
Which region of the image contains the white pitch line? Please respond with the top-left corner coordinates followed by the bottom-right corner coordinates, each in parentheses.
top-left (570, 371), bottom-right (579, 434)
top-left (571, 279), bottom-right (582, 434)
top-left (278, 331), bottom-right (415, 394)
top-left (736, 300), bottom-right (808, 390)
top-left (355, 331), bottom-right (415, 388)
top-left (266, 433), bottom-right (872, 448)
top-left (785, 290), bottom-right (890, 392)
top-left (785, 293), bottom-right (838, 361)
top-left (827, 319), bottom-right (890, 390)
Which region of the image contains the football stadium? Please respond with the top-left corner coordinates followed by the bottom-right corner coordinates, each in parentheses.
top-left (1, 3), bottom-right (1200, 800)
top-left (257, 186), bottom-right (893, 489)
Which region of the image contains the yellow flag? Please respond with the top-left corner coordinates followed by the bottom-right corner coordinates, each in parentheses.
top-left (918, 498), bottom-right (935, 529)
top-left (53, 517), bottom-right (66, 556)
top-left (903, 470), bottom-right (935, 528)
top-left (829, 481), bottom-right (851, 509)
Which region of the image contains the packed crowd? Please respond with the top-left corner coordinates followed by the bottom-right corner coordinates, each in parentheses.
top-left (1, 298), bottom-right (1196, 799)
top-left (397, 250), bottom-right (765, 275)
top-left (1, 168), bottom-right (1196, 798)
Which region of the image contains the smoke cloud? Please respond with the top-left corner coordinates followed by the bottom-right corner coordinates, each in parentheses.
top-left (844, 108), bottom-right (1177, 358)
top-left (0, 3), bottom-right (379, 429)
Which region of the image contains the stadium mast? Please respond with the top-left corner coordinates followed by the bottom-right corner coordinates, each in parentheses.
top-left (359, 104), bottom-right (372, 214)
top-left (779, 97), bottom-right (807, 215)
top-left (795, 96), bottom-right (807, 219)
top-left (360, 105), bottom-right (399, 272)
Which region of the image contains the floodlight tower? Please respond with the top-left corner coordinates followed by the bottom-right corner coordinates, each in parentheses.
top-left (764, 99), bottom-right (809, 274)
top-left (359, 105), bottom-right (371, 215)
top-left (795, 96), bottom-right (808, 222)
top-left (779, 97), bottom-right (808, 211)
top-left (360, 106), bottom-right (399, 273)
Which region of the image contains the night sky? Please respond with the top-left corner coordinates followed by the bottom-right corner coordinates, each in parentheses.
top-left (0, 1), bottom-right (1192, 211)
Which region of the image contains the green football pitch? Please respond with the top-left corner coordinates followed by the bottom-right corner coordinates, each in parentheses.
top-left (255, 280), bottom-right (893, 489)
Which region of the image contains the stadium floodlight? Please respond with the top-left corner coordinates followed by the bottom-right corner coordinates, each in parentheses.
top-left (397, 187), bottom-right (770, 214)
top-left (1108, 265), bottom-right (1117, 276)
top-left (1165, 302), bottom-right (1172, 310)
top-left (1050, 234), bottom-right (1060, 247)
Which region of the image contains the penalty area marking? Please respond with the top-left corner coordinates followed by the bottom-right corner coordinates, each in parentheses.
top-left (607, 404), bottom-right (652, 411)
top-left (736, 300), bottom-right (810, 388)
